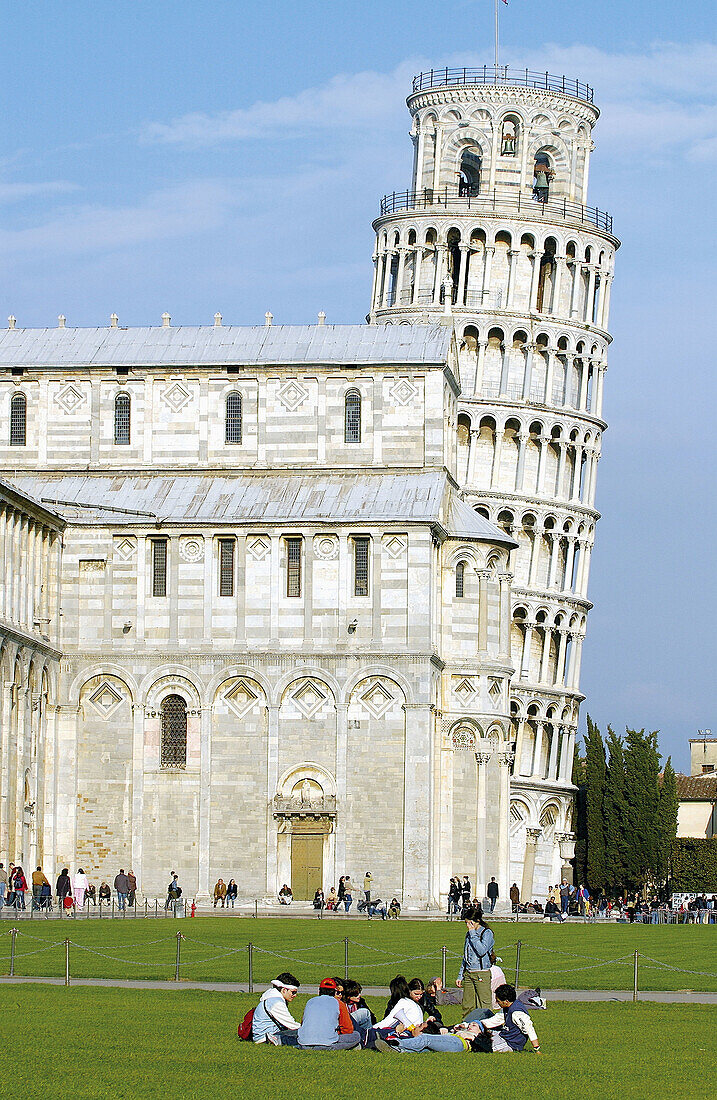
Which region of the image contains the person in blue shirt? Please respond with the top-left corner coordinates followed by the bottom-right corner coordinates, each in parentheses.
top-left (455, 905), bottom-right (495, 1016)
top-left (297, 978), bottom-right (361, 1050)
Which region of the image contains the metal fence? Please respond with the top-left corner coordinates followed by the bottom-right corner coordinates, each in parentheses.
top-left (410, 67), bottom-right (594, 104)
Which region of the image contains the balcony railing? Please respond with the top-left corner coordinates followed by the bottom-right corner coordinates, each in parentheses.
top-left (411, 66), bottom-right (594, 104)
top-left (378, 185), bottom-right (613, 234)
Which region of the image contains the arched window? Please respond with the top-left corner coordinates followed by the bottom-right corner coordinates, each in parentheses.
top-left (455, 561), bottom-right (465, 598)
top-left (459, 151), bottom-right (481, 196)
top-left (10, 393), bottom-right (26, 446)
top-left (344, 390), bottom-right (361, 443)
top-left (225, 392), bottom-right (242, 444)
top-left (160, 694), bottom-right (187, 769)
top-left (114, 393), bottom-right (130, 445)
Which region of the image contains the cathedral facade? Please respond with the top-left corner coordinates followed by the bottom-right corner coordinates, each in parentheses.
top-left (0, 66), bottom-right (616, 907)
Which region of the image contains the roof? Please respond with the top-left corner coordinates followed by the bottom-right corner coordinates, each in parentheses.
top-left (0, 476), bottom-right (65, 528)
top-left (6, 471), bottom-right (515, 545)
top-left (0, 324), bottom-right (452, 369)
top-left (676, 775), bottom-right (717, 801)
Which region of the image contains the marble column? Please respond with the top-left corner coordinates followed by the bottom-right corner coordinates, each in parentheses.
top-left (402, 703), bottom-right (434, 907)
top-left (475, 752), bottom-right (491, 898)
top-left (497, 752), bottom-right (514, 907)
top-left (521, 828), bottom-right (542, 902)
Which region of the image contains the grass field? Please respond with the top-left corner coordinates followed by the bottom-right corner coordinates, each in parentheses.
top-left (6, 986), bottom-right (716, 1099)
top-left (1, 916), bottom-right (716, 991)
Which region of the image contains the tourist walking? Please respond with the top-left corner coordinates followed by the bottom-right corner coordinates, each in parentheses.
top-left (114, 868), bottom-right (130, 911)
top-left (461, 876), bottom-right (471, 911)
top-left (456, 905), bottom-right (495, 1015)
top-left (447, 876), bottom-right (461, 916)
top-left (0, 863), bottom-right (6, 909)
top-left (363, 871), bottom-right (373, 907)
top-left (510, 883), bottom-right (520, 912)
top-left (56, 868), bottom-right (71, 908)
top-left (487, 877), bottom-right (499, 912)
top-left (127, 870), bottom-right (137, 907)
top-left (31, 867), bottom-right (49, 910)
top-left (343, 876), bottom-right (354, 912)
top-left (73, 868), bottom-right (89, 909)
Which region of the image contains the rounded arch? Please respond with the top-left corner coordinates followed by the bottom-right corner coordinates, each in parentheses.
top-left (274, 667), bottom-right (340, 707)
top-left (206, 665), bottom-right (272, 702)
top-left (142, 667), bottom-right (203, 709)
top-left (277, 761), bottom-right (337, 799)
top-left (342, 665), bottom-right (412, 706)
top-left (69, 664), bottom-right (139, 705)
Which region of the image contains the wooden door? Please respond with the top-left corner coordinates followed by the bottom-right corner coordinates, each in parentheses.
top-left (291, 834), bottom-right (323, 900)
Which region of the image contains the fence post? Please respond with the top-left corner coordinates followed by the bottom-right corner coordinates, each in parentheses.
top-left (155, 900), bottom-right (158, 918)
top-left (9, 928), bottom-right (17, 976)
top-left (515, 941), bottom-right (522, 987)
top-left (144, 899), bottom-right (148, 919)
top-left (112, 898), bottom-right (115, 918)
top-left (254, 899), bottom-right (258, 919)
top-left (344, 937), bottom-right (349, 981)
top-left (441, 945), bottom-right (447, 989)
top-left (64, 938), bottom-right (70, 986)
top-left (248, 943), bottom-right (254, 993)
top-left (175, 931), bottom-right (183, 981)
top-left (633, 950), bottom-right (639, 1002)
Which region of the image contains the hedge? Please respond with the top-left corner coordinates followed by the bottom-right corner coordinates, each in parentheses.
top-left (671, 838), bottom-right (717, 891)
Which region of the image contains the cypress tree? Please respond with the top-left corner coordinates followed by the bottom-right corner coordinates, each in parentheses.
top-left (572, 740), bottom-right (587, 885)
top-left (623, 728), bottom-right (661, 889)
top-left (584, 716), bottom-right (607, 890)
top-left (657, 756), bottom-right (679, 885)
top-left (603, 726), bottom-right (628, 893)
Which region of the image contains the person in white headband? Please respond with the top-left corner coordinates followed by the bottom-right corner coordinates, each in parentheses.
top-left (252, 972), bottom-right (302, 1045)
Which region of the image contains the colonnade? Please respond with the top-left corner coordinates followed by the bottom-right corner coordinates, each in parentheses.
top-left (460, 341), bottom-right (606, 417)
top-left (514, 718), bottom-right (575, 783)
top-left (514, 619), bottom-right (585, 692)
top-left (0, 503), bottom-right (61, 640)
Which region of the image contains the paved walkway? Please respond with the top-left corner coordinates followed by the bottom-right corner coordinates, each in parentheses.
top-left (1, 976), bottom-right (715, 1003)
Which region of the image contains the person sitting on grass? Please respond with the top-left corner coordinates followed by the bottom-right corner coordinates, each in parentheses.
top-left (472, 984), bottom-right (544, 1053)
top-left (252, 972), bottom-right (301, 1046)
top-left (374, 978), bottom-right (435, 1036)
top-left (297, 978), bottom-right (361, 1050)
top-left (342, 979), bottom-right (376, 1030)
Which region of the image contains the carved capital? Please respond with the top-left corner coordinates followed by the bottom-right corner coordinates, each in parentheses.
top-left (475, 752), bottom-right (492, 765)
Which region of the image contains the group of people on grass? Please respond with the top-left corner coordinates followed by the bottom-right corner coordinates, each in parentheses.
top-left (245, 905), bottom-right (544, 1054)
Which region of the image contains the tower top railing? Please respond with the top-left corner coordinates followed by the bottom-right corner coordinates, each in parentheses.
top-left (378, 186), bottom-right (613, 235)
top-left (411, 67), bottom-right (594, 104)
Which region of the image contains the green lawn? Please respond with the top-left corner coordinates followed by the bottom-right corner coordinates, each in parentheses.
top-left (6, 986), bottom-right (716, 1099)
top-left (1, 916), bottom-right (716, 992)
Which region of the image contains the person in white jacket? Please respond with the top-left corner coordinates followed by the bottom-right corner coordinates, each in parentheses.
top-left (72, 869), bottom-right (89, 910)
top-left (252, 973), bottom-right (301, 1045)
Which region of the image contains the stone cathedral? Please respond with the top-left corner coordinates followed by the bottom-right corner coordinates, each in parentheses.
top-left (0, 66), bottom-right (617, 907)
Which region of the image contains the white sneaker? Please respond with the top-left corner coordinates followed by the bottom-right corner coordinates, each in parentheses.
top-left (265, 1034), bottom-right (281, 1047)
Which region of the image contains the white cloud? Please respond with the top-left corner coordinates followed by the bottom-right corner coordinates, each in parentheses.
top-left (0, 180), bottom-right (80, 204)
top-left (0, 180), bottom-right (239, 257)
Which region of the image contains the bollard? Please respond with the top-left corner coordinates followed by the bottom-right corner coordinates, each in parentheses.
top-left (515, 941), bottom-right (522, 987)
top-left (254, 899), bottom-right (258, 919)
top-left (145, 899), bottom-right (148, 919)
top-left (9, 928), bottom-right (17, 976)
top-left (633, 950), bottom-right (639, 1002)
top-left (248, 942), bottom-right (254, 993)
top-left (441, 945), bottom-right (447, 989)
top-left (155, 900), bottom-right (158, 918)
top-left (64, 938), bottom-right (70, 986)
top-left (112, 898), bottom-right (115, 918)
top-left (344, 937), bottom-right (349, 981)
top-left (174, 931), bottom-right (184, 981)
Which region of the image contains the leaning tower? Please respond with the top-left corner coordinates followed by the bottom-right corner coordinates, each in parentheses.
top-left (368, 66), bottom-right (618, 899)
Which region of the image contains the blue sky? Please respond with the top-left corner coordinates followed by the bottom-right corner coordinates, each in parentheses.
top-left (1, 1), bottom-right (715, 768)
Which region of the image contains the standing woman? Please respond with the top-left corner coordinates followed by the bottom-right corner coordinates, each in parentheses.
top-left (455, 905), bottom-right (495, 1016)
top-left (73, 868), bottom-right (89, 910)
top-left (12, 866), bottom-right (27, 910)
top-left (343, 876), bottom-right (354, 913)
top-left (337, 876), bottom-right (346, 909)
top-left (56, 867), bottom-right (71, 909)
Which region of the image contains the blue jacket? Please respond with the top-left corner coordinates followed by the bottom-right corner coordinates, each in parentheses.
top-left (457, 925), bottom-right (494, 979)
top-left (297, 996), bottom-right (340, 1047)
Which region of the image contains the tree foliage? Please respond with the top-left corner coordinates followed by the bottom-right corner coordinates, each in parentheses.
top-left (672, 838), bottom-right (717, 891)
top-left (573, 719), bottom-right (678, 893)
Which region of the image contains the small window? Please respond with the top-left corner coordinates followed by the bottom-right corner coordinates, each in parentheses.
top-left (345, 390), bottom-right (361, 443)
top-left (225, 392), bottom-right (242, 444)
top-left (114, 393), bottom-right (130, 445)
top-left (152, 539), bottom-right (168, 597)
top-left (456, 561), bottom-right (465, 598)
top-left (160, 694), bottom-right (187, 769)
top-left (286, 537), bottom-right (302, 597)
top-left (219, 538), bottom-right (235, 596)
top-left (353, 536), bottom-right (370, 596)
top-left (10, 393), bottom-right (26, 446)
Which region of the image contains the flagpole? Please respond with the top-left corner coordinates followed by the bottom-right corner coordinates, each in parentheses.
top-left (495, 0), bottom-right (499, 79)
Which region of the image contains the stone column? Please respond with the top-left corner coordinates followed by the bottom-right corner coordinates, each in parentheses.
top-left (402, 703), bottom-right (434, 907)
top-left (498, 572), bottom-right (512, 658)
top-left (432, 248), bottom-right (446, 306)
top-left (457, 244), bottom-right (469, 305)
top-left (482, 246), bottom-right (495, 303)
top-left (521, 828), bottom-right (542, 902)
top-left (531, 722), bottom-right (545, 778)
top-left (198, 705), bottom-right (211, 898)
top-left (528, 529), bottom-right (542, 587)
top-left (544, 349), bottom-right (556, 405)
top-left (520, 623), bottom-right (534, 680)
top-left (490, 420), bottom-right (504, 488)
top-left (395, 247), bottom-right (408, 306)
top-left (474, 752), bottom-right (491, 897)
top-left (595, 365), bottom-right (607, 419)
top-left (585, 265), bottom-right (598, 323)
top-left (556, 442), bottom-right (567, 499)
top-left (411, 249), bottom-right (422, 305)
top-left (579, 359), bottom-right (590, 411)
top-left (380, 252), bottom-right (395, 308)
top-left (473, 340), bottom-right (487, 396)
top-left (369, 251), bottom-right (380, 312)
top-left (547, 534), bottom-right (560, 589)
top-left (131, 703), bottom-right (145, 886)
top-left (521, 344), bottom-right (534, 401)
top-left (374, 252), bottom-right (387, 310)
top-left (535, 434), bottom-right (547, 495)
top-left (432, 125), bottom-right (443, 192)
top-left (570, 447), bottom-right (582, 502)
top-left (600, 274), bottom-right (614, 329)
top-left (477, 571), bottom-right (489, 653)
top-left (497, 753), bottom-right (514, 907)
top-left (415, 127), bottom-right (425, 189)
top-left (505, 249), bottom-right (520, 310)
top-left (514, 432), bottom-right (527, 492)
top-left (265, 704), bottom-right (281, 896)
top-left (539, 628), bottom-right (552, 684)
top-left (498, 344), bottom-right (510, 397)
top-left (551, 255), bottom-right (566, 316)
top-left (547, 724), bottom-right (560, 780)
top-left (335, 702), bottom-right (348, 877)
top-left (569, 261), bottom-right (582, 318)
top-left (528, 251), bottom-right (540, 312)
top-left (560, 732), bottom-right (575, 782)
top-left (563, 538), bottom-right (577, 593)
top-left (556, 630), bottom-right (569, 686)
top-left (0, 682), bottom-right (13, 859)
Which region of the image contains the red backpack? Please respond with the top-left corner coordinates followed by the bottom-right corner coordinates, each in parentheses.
top-left (237, 1009), bottom-right (254, 1040)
